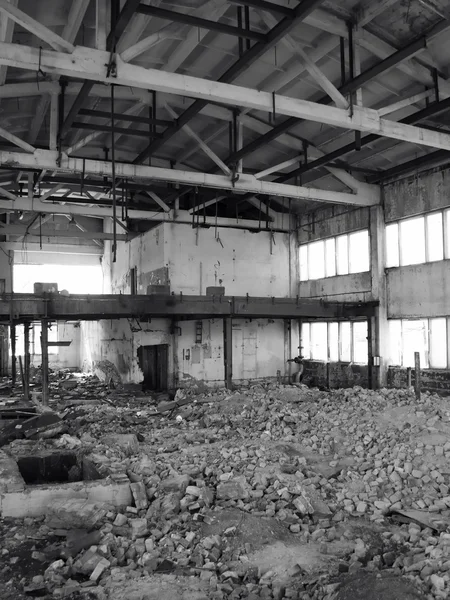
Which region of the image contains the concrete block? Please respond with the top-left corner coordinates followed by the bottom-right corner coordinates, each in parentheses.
top-left (0, 450), bottom-right (25, 493)
top-left (130, 482), bottom-right (148, 510)
top-left (103, 434), bottom-right (139, 453)
top-left (206, 286), bottom-right (225, 296)
top-left (0, 479), bottom-right (132, 518)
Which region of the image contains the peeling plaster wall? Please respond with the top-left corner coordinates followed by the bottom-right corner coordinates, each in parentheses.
top-left (83, 223), bottom-right (295, 386)
top-left (175, 318), bottom-right (286, 388)
top-left (384, 166), bottom-right (450, 222)
top-left (387, 262), bottom-right (450, 318)
top-left (298, 207), bottom-right (370, 243)
top-left (80, 318), bottom-right (172, 385)
top-left (164, 224), bottom-right (293, 297)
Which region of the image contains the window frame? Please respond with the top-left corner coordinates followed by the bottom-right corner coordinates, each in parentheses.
top-left (299, 229), bottom-right (370, 282)
top-left (388, 317), bottom-right (450, 370)
top-left (301, 320), bottom-right (368, 365)
top-left (387, 209), bottom-right (449, 268)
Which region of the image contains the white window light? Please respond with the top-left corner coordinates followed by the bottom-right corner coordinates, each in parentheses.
top-left (426, 212), bottom-right (444, 262)
top-left (310, 322), bottom-right (327, 361)
top-left (401, 319), bottom-right (428, 368)
top-left (399, 216), bottom-right (426, 266)
top-left (328, 322), bottom-right (339, 362)
top-left (299, 245), bottom-right (308, 281)
top-left (301, 322), bottom-right (311, 359)
top-left (352, 321), bottom-right (368, 363)
top-left (325, 238), bottom-right (337, 277)
top-left (336, 234), bottom-right (349, 275)
top-left (339, 322), bottom-right (352, 362)
top-left (308, 240), bottom-right (325, 280)
top-left (388, 319), bottom-right (402, 366)
top-left (386, 223), bottom-right (400, 268)
top-left (429, 318), bottom-right (447, 369)
top-left (445, 210), bottom-right (450, 260)
top-left (349, 230), bottom-right (370, 274)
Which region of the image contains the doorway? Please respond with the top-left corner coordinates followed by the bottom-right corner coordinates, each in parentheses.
top-left (137, 344), bottom-right (168, 391)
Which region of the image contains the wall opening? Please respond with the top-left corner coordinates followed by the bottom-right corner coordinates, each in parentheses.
top-left (17, 452), bottom-right (102, 485)
top-left (137, 344), bottom-right (168, 391)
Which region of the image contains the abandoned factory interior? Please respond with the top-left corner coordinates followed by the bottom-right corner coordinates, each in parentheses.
top-left (3, 0), bottom-right (450, 599)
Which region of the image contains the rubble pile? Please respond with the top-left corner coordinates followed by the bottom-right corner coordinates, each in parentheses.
top-left (2, 383), bottom-right (450, 599)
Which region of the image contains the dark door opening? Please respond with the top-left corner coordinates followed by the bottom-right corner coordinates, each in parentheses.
top-left (137, 344), bottom-right (168, 391)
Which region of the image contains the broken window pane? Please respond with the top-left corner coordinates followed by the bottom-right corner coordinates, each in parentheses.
top-left (349, 230), bottom-right (369, 274)
top-left (429, 318), bottom-right (447, 369)
top-left (310, 322), bottom-right (327, 361)
top-left (386, 223), bottom-right (399, 268)
top-left (402, 319), bottom-right (428, 368)
top-left (336, 234), bottom-right (349, 275)
top-left (301, 322), bottom-right (311, 359)
top-left (340, 322), bottom-right (351, 361)
top-left (308, 240), bottom-right (325, 280)
top-left (400, 217), bottom-right (426, 266)
top-left (426, 212), bottom-right (444, 262)
top-left (328, 322), bottom-right (339, 362)
top-left (388, 320), bottom-right (402, 366)
top-left (353, 321), bottom-right (368, 363)
top-left (299, 245), bottom-right (308, 281)
top-left (325, 238), bottom-right (336, 277)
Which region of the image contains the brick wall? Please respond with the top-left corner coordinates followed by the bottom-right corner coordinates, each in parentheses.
top-left (303, 360), bottom-right (369, 389)
top-left (388, 367), bottom-right (450, 394)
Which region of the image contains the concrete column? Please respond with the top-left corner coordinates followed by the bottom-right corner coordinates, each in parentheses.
top-left (223, 318), bottom-right (233, 389)
top-left (284, 319), bottom-right (291, 384)
top-left (41, 319), bottom-right (49, 405)
top-left (24, 323), bottom-right (30, 401)
top-left (369, 204), bottom-right (389, 388)
top-left (10, 324), bottom-right (16, 386)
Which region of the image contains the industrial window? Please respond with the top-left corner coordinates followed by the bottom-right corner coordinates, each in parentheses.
top-left (386, 210), bottom-right (448, 268)
top-left (301, 321), bottom-right (368, 364)
top-left (299, 229), bottom-right (369, 281)
top-left (14, 324), bottom-right (58, 356)
top-left (388, 318), bottom-right (448, 369)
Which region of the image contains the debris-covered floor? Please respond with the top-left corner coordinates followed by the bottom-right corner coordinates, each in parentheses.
top-left (1, 375), bottom-right (450, 599)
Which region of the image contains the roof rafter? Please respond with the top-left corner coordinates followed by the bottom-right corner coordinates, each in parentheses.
top-left (0, 148), bottom-right (377, 206)
top-left (1, 43), bottom-right (448, 154)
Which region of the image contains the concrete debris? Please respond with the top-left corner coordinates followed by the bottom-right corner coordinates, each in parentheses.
top-left (4, 383), bottom-right (450, 598)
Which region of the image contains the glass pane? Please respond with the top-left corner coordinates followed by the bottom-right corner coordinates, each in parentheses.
top-left (386, 223), bottom-right (399, 268)
top-left (400, 217), bottom-right (425, 266)
top-left (352, 321), bottom-right (368, 363)
top-left (299, 245), bottom-right (308, 281)
top-left (340, 322), bottom-right (351, 361)
top-left (336, 234), bottom-right (349, 275)
top-left (426, 213), bottom-right (444, 262)
top-left (429, 318), bottom-right (447, 368)
top-left (349, 230), bottom-right (369, 274)
top-left (308, 240), bottom-right (325, 280)
top-left (445, 210), bottom-right (450, 259)
top-left (402, 320), bottom-right (428, 368)
top-left (325, 238), bottom-right (336, 277)
top-left (310, 322), bottom-right (327, 361)
top-left (301, 322), bottom-right (311, 359)
top-left (329, 322), bottom-right (339, 362)
top-left (14, 324), bottom-right (24, 358)
top-left (388, 320), bottom-right (402, 366)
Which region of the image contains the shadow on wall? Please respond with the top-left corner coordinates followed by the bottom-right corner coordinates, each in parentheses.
top-left (303, 360), bottom-right (369, 389)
